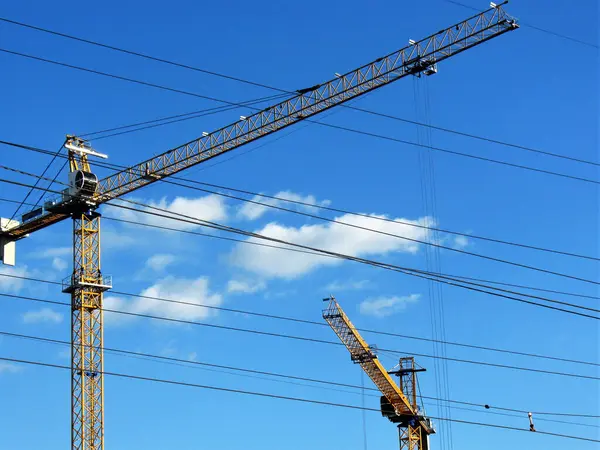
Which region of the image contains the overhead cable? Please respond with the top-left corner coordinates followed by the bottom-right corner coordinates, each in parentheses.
top-left (1, 15), bottom-right (597, 167)
top-left (6, 138), bottom-right (599, 264)
top-left (1, 48), bottom-right (599, 183)
top-left (2, 329), bottom-right (598, 425)
top-left (0, 175), bottom-right (598, 320)
top-left (0, 355), bottom-right (597, 443)
top-left (1, 292), bottom-right (598, 380)
top-left (1, 271), bottom-right (597, 368)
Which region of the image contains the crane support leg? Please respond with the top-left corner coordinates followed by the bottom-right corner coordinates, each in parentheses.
top-left (65, 212), bottom-right (110, 449)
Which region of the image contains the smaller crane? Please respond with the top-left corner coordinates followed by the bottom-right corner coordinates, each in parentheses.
top-left (323, 296), bottom-right (434, 450)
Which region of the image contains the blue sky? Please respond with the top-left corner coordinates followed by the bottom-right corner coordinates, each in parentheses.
top-left (0, 0), bottom-right (598, 448)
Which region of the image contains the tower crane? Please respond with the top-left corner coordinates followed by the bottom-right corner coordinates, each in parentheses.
top-left (0, 3), bottom-right (517, 449)
top-left (323, 296), bottom-right (433, 450)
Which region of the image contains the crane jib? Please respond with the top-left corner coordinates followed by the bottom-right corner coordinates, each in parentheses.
top-left (95, 4), bottom-right (517, 200)
top-left (2, 4), bottom-right (517, 242)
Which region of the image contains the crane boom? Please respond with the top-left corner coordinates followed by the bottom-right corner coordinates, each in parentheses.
top-left (323, 296), bottom-right (434, 450)
top-left (2, 2), bottom-right (517, 241)
top-left (323, 296), bottom-right (414, 414)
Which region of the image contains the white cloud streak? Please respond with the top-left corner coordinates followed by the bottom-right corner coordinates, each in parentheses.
top-left (104, 276), bottom-right (222, 324)
top-left (359, 294), bottom-right (420, 318)
top-left (113, 194), bottom-right (228, 231)
top-left (237, 191), bottom-right (330, 221)
top-left (22, 307), bottom-right (64, 324)
top-left (0, 265), bottom-right (28, 293)
top-left (0, 362), bottom-right (21, 374)
top-left (324, 279), bottom-right (370, 292)
top-left (230, 214), bottom-right (432, 279)
top-left (145, 254), bottom-right (176, 272)
top-left (227, 279), bottom-right (266, 294)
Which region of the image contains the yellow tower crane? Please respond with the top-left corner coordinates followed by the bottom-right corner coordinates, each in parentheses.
top-left (323, 296), bottom-right (434, 450)
top-left (0, 4), bottom-right (517, 448)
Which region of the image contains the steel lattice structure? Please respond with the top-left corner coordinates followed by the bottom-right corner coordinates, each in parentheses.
top-left (323, 297), bottom-right (434, 450)
top-left (0, 4), bottom-right (517, 448)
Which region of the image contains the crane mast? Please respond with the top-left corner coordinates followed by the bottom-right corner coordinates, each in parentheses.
top-left (0, 3), bottom-right (517, 449)
top-left (323, 296), bottom-right (434, 450)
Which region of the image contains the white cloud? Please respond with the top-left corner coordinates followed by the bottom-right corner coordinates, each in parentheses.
top-left (113, 195), bottom-right (228, 231)
top-left (51, 257), bottom-right (68, 272)
top-left (39, 247), bottom-right (71, 258)
top-left (359, 294), bottom-right (420, 318)
top-left (230, 214), bottom-right (432, 279)
top-left (325, 279), bottom-right (370, 292)
top-left (227, 279), bottom-right (266, 294)
top-left (22, 307), bottom-right (64, 324)
top-left (237, 191), bottom-right (330, 221)
top-left (0, 265), bottom-right (28, 293)
top-left (105, 276), bottom-right (222, 324)
top-left (187, 352), bottom-right (198, 362)
top-left (452, 235), bottom-right (469, 249)
top-left (145, 254), bottom-right (176, 272)
top-left (0, 362), bottom-right (21, 374)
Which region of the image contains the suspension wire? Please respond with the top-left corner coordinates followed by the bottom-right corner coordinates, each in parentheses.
top-left (0, 355), bottom-right (597, 443)
top-left (0, 176), bottom-right (598, 321)
top-left (413, 77), bottom-right (445, 450)
top-left (6, 139), bottom-right (66, 223)
top-left (78, 93), bottom-right (290, 139)
top-left (2, 292), bottom-right (599, 381)
top-left (86, 93), bottom-right (291, 141)
top-left (418, 76), bottom-right (454, 449)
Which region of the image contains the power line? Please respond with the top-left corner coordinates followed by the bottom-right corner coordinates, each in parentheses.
top-left (314, 120), bottom-right (600, 186)
top-left (3, 192), bottom-right (599, 304)
top-left (2, 329), bottom-right (598, 425)
top-left (3, 15), bottom-right (597, 169)
top-left (1, 271), bottom-right (597, 368)
top-left (6, 138), bottom-right (598, 264)
top-left (0, 174), bottom-right (598, 321)
top-left (345, 105), bottom-right (600, 167)
top-left (3, 160), bottom-right (600, 313)
top-left (111, 196), bottom-right (600, 298)
top-left (2, 46), bottom-right (599, 185)
top-left (0, 47), bottom-right (290, 110)
top-left (172, 179), bottom-right (600, 263)
top-left (162, 176), bottom-right (600, 265)
top-left (0, 17), bottom-right (288, 93)
top-left (0, 175), bottom-right (598, 320)
top-left (2, 292), bottom-right (599, 381)
top-left (2, 159), bottom-right (600, 295)
top-left (0, 355), bottom-right (597, 443)
top-left (441, 0), bottom-right (599, 49)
